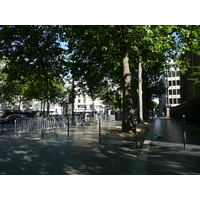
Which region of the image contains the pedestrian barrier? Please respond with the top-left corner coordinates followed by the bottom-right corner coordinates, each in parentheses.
top-left (15, 114), bottom-right (115, 134)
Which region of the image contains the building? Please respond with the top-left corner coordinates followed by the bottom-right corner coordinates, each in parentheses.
top-left (73, 93), bottom-right (106, 114)
top-left (71, 79), bottom-right (107, 114)
top-left (170, 52), bottom-right (200, 126)
top-left (160, 61), bottom-right (181, 117)
top-left (180, 51), bottom-right (200, 103)
top-left (0, 68), bottom-right (107, 116)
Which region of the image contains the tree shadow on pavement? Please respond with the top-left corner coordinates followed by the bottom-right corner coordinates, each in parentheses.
top-left (0, 134), bottom-right (136, 175)
top-left (145, 143), bottom-right (200, 175)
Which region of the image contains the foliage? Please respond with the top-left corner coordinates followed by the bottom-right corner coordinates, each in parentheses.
top-left (100, 88), bottom-right (122, 110)
top-left (0, 25), bottom-right (67, 115)
top-left (174, 26), bottom-right (200, 85)
top-left (62, 25), bottom-right (178, 129)
top-left (0, 25), bottom-right (192, 130)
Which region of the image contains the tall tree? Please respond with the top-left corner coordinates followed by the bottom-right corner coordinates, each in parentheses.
top-left (62, 25), bottom-right (178, 131)
top-left (175, 26), bottom-right (200, 83)
top-left (132, 25), bottom-right (177, 123)
top-left (63, 25), bottom-right (135, 132)
top-left (138, 56), bottom-right (143, 123)
top-left (0, 25), bottom-right (66, 116)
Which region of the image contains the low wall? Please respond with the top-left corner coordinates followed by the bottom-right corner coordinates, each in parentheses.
top-left (170, 97), bottom-right (200, 127)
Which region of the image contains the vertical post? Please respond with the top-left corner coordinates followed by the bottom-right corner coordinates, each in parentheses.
top-left (99, 117), bottom-right (101, 144)
top-left (53, 117), bottom-right (56, 136)
top-left (134, 119), bottom-right (137, 148)
top-left (67, 116), bottom-right (69, 140)
top-left (1, 123), bottom-right (4, 135)
top-left (183, 115), bottom-right (186, 149)
top-left (15, 119), bottom-right (17, 135)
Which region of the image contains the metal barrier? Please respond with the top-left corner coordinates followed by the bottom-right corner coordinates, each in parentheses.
top-left (15, 114), bottom-right (115, 134)
top-left (15, 117), bottom-right (56, 134)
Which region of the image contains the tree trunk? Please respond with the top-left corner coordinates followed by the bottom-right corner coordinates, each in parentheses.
top-left (40, 100), bottom-right (43, 117)
top-left (47, 90), bottom-right (50, 117)
top-left (143, 85), bottom-right (148, 121)
top-left (46, 80), bottom-right (50, 117)
top-left (120, 26), bottom-right (133, 132)
top-left (138, 56), bottom-right (144, 124)
top-left (44, 71), bottom-right (51, 117)
top-left (42, 101), bottom-right (45, 117)
top-left (71, 78), bottom-right (75, 126)
top-left (142, 76), bottom-right (148, 121)
top-left (122, 52), bottom-right (133, 132)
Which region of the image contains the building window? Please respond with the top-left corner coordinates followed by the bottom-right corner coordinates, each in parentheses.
top-left (78, 99), bottom-right (81, 103)
top-left (173, 99), bottom-right (177, 104)
top-left (169, 90), bottom-right (172, 95)
top-left (173, 80), bottom-right (176, 86)
top-left (171, 71), bottom-right (176, 77)
top-left (78, 105), bottom-right (85, 108)
top-left (173, 89), bottom-right (176, 95)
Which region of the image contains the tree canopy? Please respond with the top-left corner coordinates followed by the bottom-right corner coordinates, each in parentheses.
top-left (0, 25), bottom-right (67, 116)
top-left (62, 25), bottom-right (178, 130)
top-left (0, 25), bottom-right (198, 131)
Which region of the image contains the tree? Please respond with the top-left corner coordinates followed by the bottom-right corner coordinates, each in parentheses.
top-left (130, 25), bottom-right (177, 123)
top-left (0, 59), bottom-right (28, 111)
top-left (138, 56), bottom-right (143, 123)
top-left (142, 64), bottom-right (165, 120)
top-left (63, 25), bottom-right (135, 132)
top-left (175, 26), bottom-right (200, 85)
top-left (0, 25), bottom-right (67, 116)
top-left (100, 88), bottom-right (122, 111)
top-left (62, 25), bottom-right (178, 131)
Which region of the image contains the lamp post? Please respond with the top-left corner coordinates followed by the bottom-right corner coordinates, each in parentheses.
top-left (183, 115), bottom-right (186, 149)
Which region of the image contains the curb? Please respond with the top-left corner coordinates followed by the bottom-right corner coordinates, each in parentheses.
top-left (131, 120), bottom-right (155, 175)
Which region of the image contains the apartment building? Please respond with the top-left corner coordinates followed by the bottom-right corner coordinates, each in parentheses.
top-left (0, 73), bottom-right (107, 116)
top-left (73, 93), bottom-right (106, 114)
top-left (160, 61), bottom-right (181, 116)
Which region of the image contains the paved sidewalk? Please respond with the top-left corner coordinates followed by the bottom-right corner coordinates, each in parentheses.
top-left (0, 121), bottom-right (137, 175)
top-left (132, 118), bottom-right (200, 175)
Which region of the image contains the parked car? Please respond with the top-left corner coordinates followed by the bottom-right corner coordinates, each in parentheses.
top-left (53, 114), bottom-right (66, 119)
top-left (86, 113), bottom-right (95, 117)
top-left (0, 114), bottom-right (28, 124)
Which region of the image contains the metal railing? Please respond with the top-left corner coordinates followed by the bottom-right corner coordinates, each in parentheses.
top-left (15, 114), bottom-right (115, 134)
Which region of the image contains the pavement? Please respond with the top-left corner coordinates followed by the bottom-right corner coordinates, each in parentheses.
top-left (0, 121), bottom-right (137, 175)
top-left (132, 117), bottom-right (200, 175)
top-left (1, 118), bottom-right (200, 175)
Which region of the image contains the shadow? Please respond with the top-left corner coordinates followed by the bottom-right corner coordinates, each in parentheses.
top-left (0, 126), bottom-right (136, 175)
top-left (144, 118), bottom-right (200, 175)
top-left (0, 124), bottom-right (15, 136)
top-left (145, 143), bottom-right (200, 175)
top-left (152, 118), bottom-right (200, 145)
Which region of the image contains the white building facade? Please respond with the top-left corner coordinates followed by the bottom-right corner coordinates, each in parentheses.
top-left (73, 93), bottom-right (106, 114)
top-left (0, 74), bottom-right (107, 116)
top-left (160, 61), bottom-right (181, 117)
